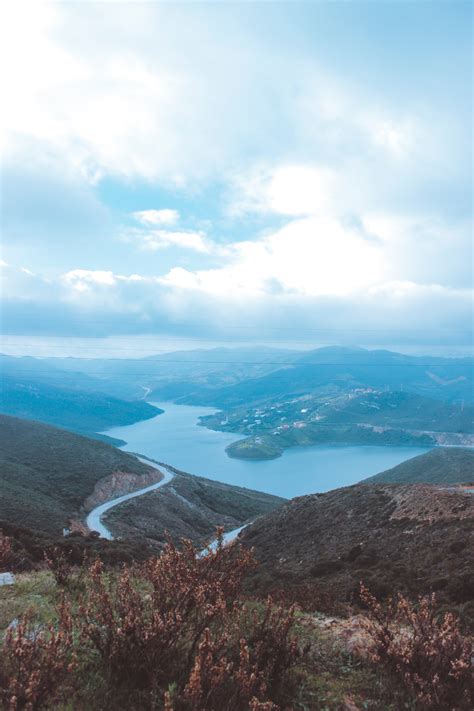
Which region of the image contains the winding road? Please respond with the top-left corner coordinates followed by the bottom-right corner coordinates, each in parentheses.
top-left (86, 455), bottom-right (251, 548)
top-left (86, 457), bottom-right (175, 540)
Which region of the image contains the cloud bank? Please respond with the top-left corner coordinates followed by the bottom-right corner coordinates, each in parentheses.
top-left (1, 1), bottom-right (472, 352)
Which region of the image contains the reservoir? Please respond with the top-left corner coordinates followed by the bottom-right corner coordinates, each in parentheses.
top-left (105, 402), bottom-right (431, 499)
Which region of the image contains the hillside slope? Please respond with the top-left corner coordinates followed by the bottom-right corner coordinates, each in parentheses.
top-left (106, 466), bottom-right (285, 548)
top-left (0, 374), bottom-right (160, 439)
top-left (0, 415), bottom-right (160, 536)
top-left (203, 389), bottom-right (473, 460)
top-left (240, 483), bottom-right (474, 618)
top-left (365, 447), bottom-right (474, 485)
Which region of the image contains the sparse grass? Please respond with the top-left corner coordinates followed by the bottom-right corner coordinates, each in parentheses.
top-left (0, 571), bottom-right (59, 630)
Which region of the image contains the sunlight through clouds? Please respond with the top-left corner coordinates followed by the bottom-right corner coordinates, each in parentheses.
top-left (1, 0), bottom-right (471, 349)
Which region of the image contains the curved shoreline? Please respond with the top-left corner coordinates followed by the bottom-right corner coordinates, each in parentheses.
top-left (86, 456), bottom-right (175, 540)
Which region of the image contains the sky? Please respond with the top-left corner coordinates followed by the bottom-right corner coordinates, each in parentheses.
top-left (1, 0), bottom-right (472, 357)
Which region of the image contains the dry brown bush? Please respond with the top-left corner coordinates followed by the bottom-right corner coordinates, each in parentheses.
top-left (360, 583), bottom-right (473, 710)
top-left (165, 598), bottom-right (306, 710)
top-left (0, 532), bottom-right (306, 709)
top-left (43, 547), bottom-right (72, 587)
top-left (78, 535), bottom-right (306, 708)
top-left (0, 599), bottom-right (76, 710)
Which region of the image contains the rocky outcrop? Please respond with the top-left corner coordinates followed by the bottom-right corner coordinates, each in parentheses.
top-left (83, 467), bottom-right (163, 511)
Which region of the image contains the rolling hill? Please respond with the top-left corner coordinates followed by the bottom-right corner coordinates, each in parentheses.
top-left (0, 357), bottom-right (161, 439)
top-left (202, 389), bottom-right (474, 459)
top-left (42, 347), bottom-right (300, 398)
top-left (239, 482), bottom-right (474, 621)
top-left (178, 347), bottom-right (473, 408)
top-left (105, 465), bottom-right (285, 548)
top-left (365, 447), bottom-right (474, 485)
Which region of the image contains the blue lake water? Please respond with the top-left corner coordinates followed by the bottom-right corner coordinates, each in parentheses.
top-left (105, 402), bottom-right (431, 499)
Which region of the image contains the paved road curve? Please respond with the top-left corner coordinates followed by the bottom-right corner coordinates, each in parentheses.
top-left (86, 456), bottom-right (174, 540)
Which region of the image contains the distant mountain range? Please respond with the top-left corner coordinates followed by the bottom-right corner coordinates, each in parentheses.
top-left (6, 346), bottom-right (472, 409)
top-left (177, 346), bottom-right (473, 407)
top-left (40, 346), bottom-right (299, 398)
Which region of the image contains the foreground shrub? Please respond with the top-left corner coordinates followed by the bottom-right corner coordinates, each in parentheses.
top-left (166, 599), bottom-right (306, 710)
top-left (0, 599), bottom-right (76, 710)
top-left (43, 546), bottom-right (73, 586)
top-left (360, 583), bottom-right (473, 710)
top-left (80, 535), bottom-right (253, 687)
top-left (79, 535), bottom-right (306, 708)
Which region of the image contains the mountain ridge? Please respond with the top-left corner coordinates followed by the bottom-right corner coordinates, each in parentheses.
top-left (365, 447), bottom-right (474, 485)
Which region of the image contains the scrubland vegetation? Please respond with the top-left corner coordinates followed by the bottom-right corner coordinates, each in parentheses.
top-left (0, 529), bottom-right (472, 710)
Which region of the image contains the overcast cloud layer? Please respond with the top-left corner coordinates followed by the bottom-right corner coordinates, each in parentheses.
top-left (1, 1), bottom-right (472, 355)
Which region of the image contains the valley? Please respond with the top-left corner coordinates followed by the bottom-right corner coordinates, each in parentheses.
top-left (104, 401), bottom-right (432, 498)
top-left (0, 354), bottom-right (162, 443)
top-left (1, 348), bottom-right (473, 711)
top-left (0, 415), bottom-right (284, 557)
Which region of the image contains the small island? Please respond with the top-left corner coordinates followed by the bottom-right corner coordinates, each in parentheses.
top-left (226, 438), bottom-right (282, 460)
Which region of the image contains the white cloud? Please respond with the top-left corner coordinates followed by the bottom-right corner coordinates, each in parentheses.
top-left (62, 269), bottom-right (117, 292)
top-left (231, 165), bottom-right (335, 217)
top-left (363, 213), bottom-right (473, 289)
top-left (62, 269), bottom-right (150, 292)
top-left (134, 229), bottom-right (212, 254)
top-left (2, 1), bottom-right (455, 192)
top-left (2, 254), bottom-right (470, 347)
top-left (367, 281), bottom-right (472, 299)
top-left (157, 210), bottom-right (474, 311)
top-left (158, 216), bottom-right (386, 297)
top-left (133, 209), bottom-right (180, 226)
top-left (372, 120), bottom-right (412, 157)
top-left (125, 209), bottom-right (220, 254)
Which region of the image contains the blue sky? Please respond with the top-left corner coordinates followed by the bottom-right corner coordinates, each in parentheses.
top-left (1, 0), bottom-right (472, 356)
